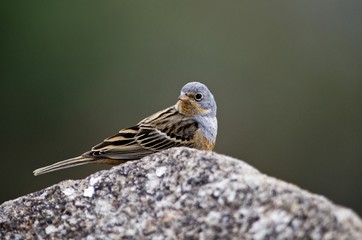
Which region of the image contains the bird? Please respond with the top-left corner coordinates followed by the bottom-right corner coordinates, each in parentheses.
top-left (33, 82), bottom-right (217, 176)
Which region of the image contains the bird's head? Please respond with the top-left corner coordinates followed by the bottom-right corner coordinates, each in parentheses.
top-left (175, 82), bottom-right (217, 117)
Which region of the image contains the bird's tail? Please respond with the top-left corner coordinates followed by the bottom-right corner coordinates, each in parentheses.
top-left (33, 156), bottom-right (95, 176)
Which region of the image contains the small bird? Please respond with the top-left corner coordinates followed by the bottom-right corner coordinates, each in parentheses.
top-left (33, 82), bottom-right (217, 176)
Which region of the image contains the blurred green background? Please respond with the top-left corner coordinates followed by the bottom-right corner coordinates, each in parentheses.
top-left (1, 1), bottom-right (361, 215)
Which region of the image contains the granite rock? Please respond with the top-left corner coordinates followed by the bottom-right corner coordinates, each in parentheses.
top-left (0, 147), bottom-right (361, 239)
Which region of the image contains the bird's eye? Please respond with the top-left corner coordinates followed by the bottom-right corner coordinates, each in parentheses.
top-left (195, 93), bottom-right (203, 101)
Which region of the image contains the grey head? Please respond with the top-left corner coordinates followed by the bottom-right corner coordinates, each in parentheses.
top-left (176, 82), bottom-right (217, 142)
top-left (177, 82), bottom-right (217, 118)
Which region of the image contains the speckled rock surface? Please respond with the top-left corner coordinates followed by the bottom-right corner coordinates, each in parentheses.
top-left (1, 148), bottom-right (361, 239)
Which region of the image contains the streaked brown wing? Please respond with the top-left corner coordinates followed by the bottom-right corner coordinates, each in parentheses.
top-left (83, 107), bottom-right (198, 160)
top-left (83, 124), bottom-right (153, 160)
top-left (137, 107), bottom-right (198, 149)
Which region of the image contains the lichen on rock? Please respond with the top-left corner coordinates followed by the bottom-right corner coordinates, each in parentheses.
top-left (0, 147), bottom-right (361, 239)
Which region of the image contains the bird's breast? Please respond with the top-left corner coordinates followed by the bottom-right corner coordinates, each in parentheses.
top-left (194, 129), bottom-right (216, 151)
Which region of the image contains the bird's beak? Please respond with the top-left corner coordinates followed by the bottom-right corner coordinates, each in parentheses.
top-left (178, 93), bottom-right (190, 102)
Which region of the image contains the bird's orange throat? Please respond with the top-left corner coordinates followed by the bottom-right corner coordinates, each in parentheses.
top-left (175, 100), bottom-right (210, 116)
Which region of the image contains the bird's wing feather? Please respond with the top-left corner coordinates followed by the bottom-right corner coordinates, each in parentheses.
top-left (83, 107), bottom-right (198, 160)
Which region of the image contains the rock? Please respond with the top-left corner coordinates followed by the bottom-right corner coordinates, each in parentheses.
top-left (0, 147), bottom-right (361, 239)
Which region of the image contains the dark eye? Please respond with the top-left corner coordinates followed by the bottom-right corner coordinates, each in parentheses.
top-left (195, 93), bottom-right (203, 101)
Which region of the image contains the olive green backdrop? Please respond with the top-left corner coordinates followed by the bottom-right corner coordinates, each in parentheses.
top-left (1, 1), bottom-right (361, 215)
